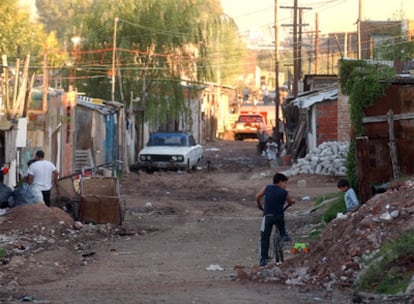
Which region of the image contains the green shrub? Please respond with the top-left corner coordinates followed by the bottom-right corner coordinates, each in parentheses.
top-left (321, 194), bottom-right (346, 223)
top-left (0, 248), bottom-right (6, 259)
top-left (315, 192), bottom-right (340, 205)
top-left (308, 222), bottom-right (326, 241)
top-left (307, 192), bottom-right (345, 240)
top-left (356, 231), bottom-right (414, 294)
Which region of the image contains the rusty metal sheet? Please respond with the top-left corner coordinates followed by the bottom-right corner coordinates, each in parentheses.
top-left (80, 177), bottom-right (122, 225)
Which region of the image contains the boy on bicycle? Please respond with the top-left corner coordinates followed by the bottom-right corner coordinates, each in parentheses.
top-left (256, 173), bottom-right (295, 266)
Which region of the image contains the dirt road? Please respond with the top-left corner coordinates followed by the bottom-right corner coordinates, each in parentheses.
top-left (13, 140), bottom-right (352, 303)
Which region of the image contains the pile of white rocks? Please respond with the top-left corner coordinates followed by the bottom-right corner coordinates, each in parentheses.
top-left (284, 141), bottom-right (349, 176)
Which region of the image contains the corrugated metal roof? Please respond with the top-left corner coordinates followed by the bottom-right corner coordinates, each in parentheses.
top-left (291, 86), bottom-right (338, 109)
top-left (77, 96), bottom-right (123, 115)
top-left (381, 74), bottom-right (414, 84)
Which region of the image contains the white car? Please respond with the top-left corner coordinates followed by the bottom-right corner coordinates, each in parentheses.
top-left (138, 132), bottom-right (204, 172)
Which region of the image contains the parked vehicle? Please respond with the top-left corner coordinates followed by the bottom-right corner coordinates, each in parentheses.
top-left (137, 132), bottom-right (203, 172)
top-left (233, 113), bottom-right (267, 141)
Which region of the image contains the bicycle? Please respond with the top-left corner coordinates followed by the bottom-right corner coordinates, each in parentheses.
top-left (258, 204), bottom-right (291, 265)
top-left (271, 223), bottom-right (286, 264)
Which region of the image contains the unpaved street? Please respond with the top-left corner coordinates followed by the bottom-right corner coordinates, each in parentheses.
top-left (14, 140), bottom-right (352, 303)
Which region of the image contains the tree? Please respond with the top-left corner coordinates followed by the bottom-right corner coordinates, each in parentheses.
top-left (378, 36), bottom-right (414, 63)
top-left (0, 0), bottom-right (63, 120)
top-left (209, 14), bottom-right (246, 86)
top-left (35, 0), bottom-right (93, 43)
top-left (0, 0), bottom-right (46, 62)
top-left (35, 0), bottom-right (245, 128)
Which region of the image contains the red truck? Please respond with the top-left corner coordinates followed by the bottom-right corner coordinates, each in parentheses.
top-left (233, 113), bottom-right (268, 141)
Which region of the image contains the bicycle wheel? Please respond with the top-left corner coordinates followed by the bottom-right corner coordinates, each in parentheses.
top-left (273, 230), bottom-right (284, 264)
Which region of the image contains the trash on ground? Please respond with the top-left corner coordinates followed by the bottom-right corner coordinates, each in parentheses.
top-left (206, 264), bottom-right (224, 271)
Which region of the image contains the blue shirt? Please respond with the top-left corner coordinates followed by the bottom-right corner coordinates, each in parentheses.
top-left (263, 185), bottom-right (288, 216)
top-left (344, 188), bottom-right (359, 211)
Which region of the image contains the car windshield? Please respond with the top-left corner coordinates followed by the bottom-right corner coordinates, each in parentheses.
top-left (238, 115), bottom-right (263, 123)
top-left (147, 134), bottom-right (187, 146)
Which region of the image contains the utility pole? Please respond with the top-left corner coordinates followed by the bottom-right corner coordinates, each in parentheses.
top-left (298, 8), bottom-right (304, 80)
top-left (274, 0), bottom-right (280, 143)
top-left (281, 1), bottom-right (311, 97)
top-left (293, 0), bottom-right (298, 97)
top-left (111, 17), bottom-right (119, 102)
top-left (314, 13), bottom-right (319, 74)
top-left (300, 23), bottom-right (319, 76)
top-left (327, 37), bottom-right (330, 73)
top-left (357, 0), bottom-right (362, 59)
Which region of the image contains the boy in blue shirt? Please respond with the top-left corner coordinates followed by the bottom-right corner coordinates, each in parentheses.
top-left (337, 179), bottom-right (360, 212)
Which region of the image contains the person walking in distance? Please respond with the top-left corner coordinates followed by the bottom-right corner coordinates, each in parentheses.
top-left (265, 137), bottom-right (278, 168)
top-left (256, 173), bottom-right (295, 266)
top-left (26, 150), bottom-right (59, 207)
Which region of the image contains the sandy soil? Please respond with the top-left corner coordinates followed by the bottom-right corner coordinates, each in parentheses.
top-left (0, 139), bottom-right (353, 303)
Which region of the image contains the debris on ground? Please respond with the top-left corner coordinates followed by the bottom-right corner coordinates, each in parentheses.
top-left (284, 141), bottom-right (349, 176)
top-left (0, 140), bottom-right (410, 303)
top-left (243, 178), bottom-right (414, 299)
top-left (0, 204), bottom-right (123, 294)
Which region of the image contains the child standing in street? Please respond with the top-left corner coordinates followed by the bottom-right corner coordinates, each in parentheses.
top-left (256, 173), bottom-right (295, 266)
top-left (265, 137), bottom-right (278, 168)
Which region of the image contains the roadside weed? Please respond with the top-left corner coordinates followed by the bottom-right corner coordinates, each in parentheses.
top-left (356, 231), bottom-right (414, 294)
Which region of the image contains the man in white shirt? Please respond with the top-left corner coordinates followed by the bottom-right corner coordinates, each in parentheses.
top-left (27, 150), bottom-right (59, 207)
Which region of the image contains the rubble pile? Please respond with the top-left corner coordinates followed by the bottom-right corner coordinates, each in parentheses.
top-left (245, 178), bottom-right (414, 295)
top-left (0, 203), bottom-right (74, 232)
top-left (0, 204), bottom-right (121, 293)
top-left (285, 141), bottom-right (349, 176)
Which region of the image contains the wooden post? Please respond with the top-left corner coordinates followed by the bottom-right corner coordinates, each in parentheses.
top-left (2, 55), bottom-right (10, 114)
top-left (355, 136), bottom-right (371, 204)
top-left (13, 55), bottom-right (30, 117)
top-left (387, 110), bottom-right (401, 180)
top-left (12, 58), bottom-right (20, 109)
top-left (42, 52), bottom-right (48, 113)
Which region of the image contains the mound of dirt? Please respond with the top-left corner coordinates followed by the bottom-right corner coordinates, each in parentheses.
top-left (246, 178), bottom-right (414, 292)
top-left (0, 204), bottom-right (74, 232)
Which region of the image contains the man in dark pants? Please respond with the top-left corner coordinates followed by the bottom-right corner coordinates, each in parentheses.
top-left (0, 169), bottom-right (13, 209)
top-left (255, 173), bottom-right (295, 266)
top-left (26, 150), bottom-right (59, 207)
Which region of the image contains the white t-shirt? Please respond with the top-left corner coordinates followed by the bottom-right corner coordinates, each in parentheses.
top-left (266, 141), bottom-right (278, 160)
top-left (26, 160), bottom-right (57, 191)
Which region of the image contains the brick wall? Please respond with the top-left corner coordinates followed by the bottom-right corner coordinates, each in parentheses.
top-left (316, 99), bottom-right (338, 145)
top-left (337, 90), bottom-right (351, 142)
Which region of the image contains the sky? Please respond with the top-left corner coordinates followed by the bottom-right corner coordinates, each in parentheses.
top-left (221, 0), bottom-right (414, 41)
top-left (19, 0), bottom-right (414, 42)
